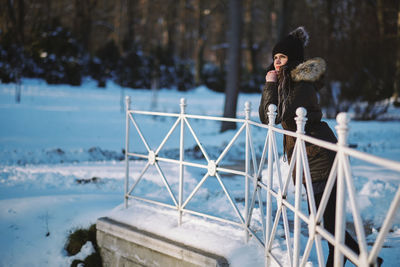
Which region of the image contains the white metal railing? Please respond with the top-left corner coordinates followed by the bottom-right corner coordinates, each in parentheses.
top-left (123, 96), bottom-right (400, 267)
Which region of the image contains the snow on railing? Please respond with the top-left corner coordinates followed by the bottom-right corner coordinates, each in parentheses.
top-left (123, 96), bottom-right (400, 267)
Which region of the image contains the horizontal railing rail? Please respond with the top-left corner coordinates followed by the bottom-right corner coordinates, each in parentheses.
top-left (124, 96), bottom-right (400, 267)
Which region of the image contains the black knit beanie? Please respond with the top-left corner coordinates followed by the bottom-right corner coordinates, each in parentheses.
top-left (272, 26), bottom-right (309, 63)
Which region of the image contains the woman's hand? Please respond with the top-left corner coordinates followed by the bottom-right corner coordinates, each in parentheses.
top-left (266, 70), bottom-right (277, 82)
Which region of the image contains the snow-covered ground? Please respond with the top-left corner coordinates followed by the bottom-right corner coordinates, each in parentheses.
top-left (1, 78), bottom-right (400, 266)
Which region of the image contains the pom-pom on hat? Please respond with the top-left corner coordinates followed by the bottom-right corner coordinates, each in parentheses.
top-left (272, 26), bottom-right (309, 63)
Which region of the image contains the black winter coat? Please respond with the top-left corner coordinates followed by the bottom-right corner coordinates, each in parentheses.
top-left (259, 58), bottom-right (337, 183)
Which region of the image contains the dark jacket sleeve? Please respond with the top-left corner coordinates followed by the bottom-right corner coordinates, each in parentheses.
top-left (258, 82), bottom-right (279, 124)
top-left (281, 81), bottom-right (322, 132)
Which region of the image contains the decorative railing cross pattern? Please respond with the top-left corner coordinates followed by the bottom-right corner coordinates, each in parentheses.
top-left (124, 96), bottom-right (400, 267)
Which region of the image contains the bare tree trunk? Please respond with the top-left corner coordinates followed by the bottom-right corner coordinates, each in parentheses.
top-left (74, 0), bottom-right (97, 50)
top-left (167, 0), bottom-right (178, 56)
top-left (125, 0), bottom-right (136, 50)
top-left (377, 0), bottom-right (400, 104)
top-left (17, 0), bottom-right (24, 44)
top-left (221, 0), bottom-right (243, 132)
top-left (195, 0), bottom-right (206, 85)
top-left (6, 0), bottom-right (17, 34)
top-left (277, 0), bottom-right (290, 40)
top-left (141, 0), bottom-right (152, 54)
top-left (321, 0), bottom-right (337, 117)
top-left (15, 71), bottom-right (21, 103)
top-left (245, 0), bottom-right (257, 73)
top-left (376, 0), bottom-right (385, 37)
top-left (177, 0), bottom-right (187, 59)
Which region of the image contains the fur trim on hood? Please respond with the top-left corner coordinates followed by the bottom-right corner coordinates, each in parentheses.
top-left (291, 57), bottom-right (326, 82)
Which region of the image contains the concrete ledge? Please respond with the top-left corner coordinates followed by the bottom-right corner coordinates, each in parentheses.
top-left (96, 217), bottom-right (229, 267)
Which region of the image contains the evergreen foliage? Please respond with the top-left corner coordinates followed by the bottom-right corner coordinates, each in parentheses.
top-left (65, 224), bottom-right (102, 267)
top-left (0, 0), bottom-right (398, 114)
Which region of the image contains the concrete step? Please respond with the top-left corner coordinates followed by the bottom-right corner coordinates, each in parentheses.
top-left (97, 217), bottom-right (229, 267)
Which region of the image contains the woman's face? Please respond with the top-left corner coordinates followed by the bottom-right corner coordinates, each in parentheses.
top-left (273, 53), bottom-right (288, 71)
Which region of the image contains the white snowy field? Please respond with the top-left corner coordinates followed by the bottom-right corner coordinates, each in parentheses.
top-left (1, 78), bottom-right (400, 266)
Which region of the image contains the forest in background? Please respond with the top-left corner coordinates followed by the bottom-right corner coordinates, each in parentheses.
top-left (0, 0), bottom-right (399, 120)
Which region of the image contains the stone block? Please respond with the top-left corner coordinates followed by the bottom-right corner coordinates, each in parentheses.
top-left (96, 217), bottom-right (229, 267)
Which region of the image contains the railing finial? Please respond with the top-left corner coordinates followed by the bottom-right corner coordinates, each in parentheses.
top-left (180, 98), bottom-right (186, 114)
top-left (244, 101), bottom-right (251, 120)
top-left (267, 104), bottom-right (277, 126)
top-left (335, 112), bottom-right (350, 146)
top-left (295, 107), bottom-right (307, 134)
top-left (125, 95), bottom-right (131, 111)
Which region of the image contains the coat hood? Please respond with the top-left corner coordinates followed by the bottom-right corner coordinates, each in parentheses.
top-left (290, 57), bottom-right (326, 82)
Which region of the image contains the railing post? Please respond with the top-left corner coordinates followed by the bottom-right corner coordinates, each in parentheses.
top-left (179, 98), bottom-right (186, 226)
top-left (265, 104), bottom-right (277, 266)
top-left (293, 107), bottom-right (307, 267)
top-left (334, 112), bottom-right (350, 266)
top-left (244, 101), bottom-right (251, 242)
top-left (124, 96), bottom-right (131, 208)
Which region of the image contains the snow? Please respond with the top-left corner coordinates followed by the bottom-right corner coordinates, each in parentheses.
top-left (66, 241), bottom-right (96, 266)
top-left (1, 78), bottom-right (400, 266)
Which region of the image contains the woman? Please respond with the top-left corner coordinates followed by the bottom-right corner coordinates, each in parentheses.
top-left (258, 26), bottom-right (372, 267)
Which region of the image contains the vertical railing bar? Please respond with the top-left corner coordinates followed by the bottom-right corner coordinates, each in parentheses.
top-left (298, 141), bottom-right (325, 267)
top-left (244, 102), bottom-right (252, 244)
top-left (298, 142), bottom-right (317, 267)
top-left (264, 103), bottom-right (278, 267)
top-left (270, 140), bottom-right (295, 267)
top-left (293, 107), bottom-right (307, 267)
top-left (247, 125), bottom-right (259, 177)
top-left (265, 124), bottom-right (274, 265)
top-left (272, 130), bottom-right (299, 266)
top-left (264, 134), bottom-right (298, 267)
top-left (333, 151), bottom-right (346, 267)
top-left (216, 123), bottom-right (246, 165)
top-left (342, 155), bottom-right (369, 256)
top-left (300, 142), bottom-right (316, 214)
top-left (314, 156), bottom-right (338, 222)
top-left (293, 139), bottom-right (303, 267)
top-left (271, 133), bottom-right (283, 190)
top-left (178, 98), bottom-right (186, 225)
top-left (245, 120), bottom-right (250, 242)
top-left (125, 96), bottom-right (131, 208)
top-left (127, 162), bottom-right (151, 195)
top-left (184, 117), bottom-right (211, 162)
top-left (155, 117), bottom-right (181, 155)
top-left (282, 142), bottom-right (298, 195)
top-left (154, 162), bottom-right (178, 207)
top-left (333, 112), bottom-right (351, 267)
top-left (215, 172), bottom-right (245, 225)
